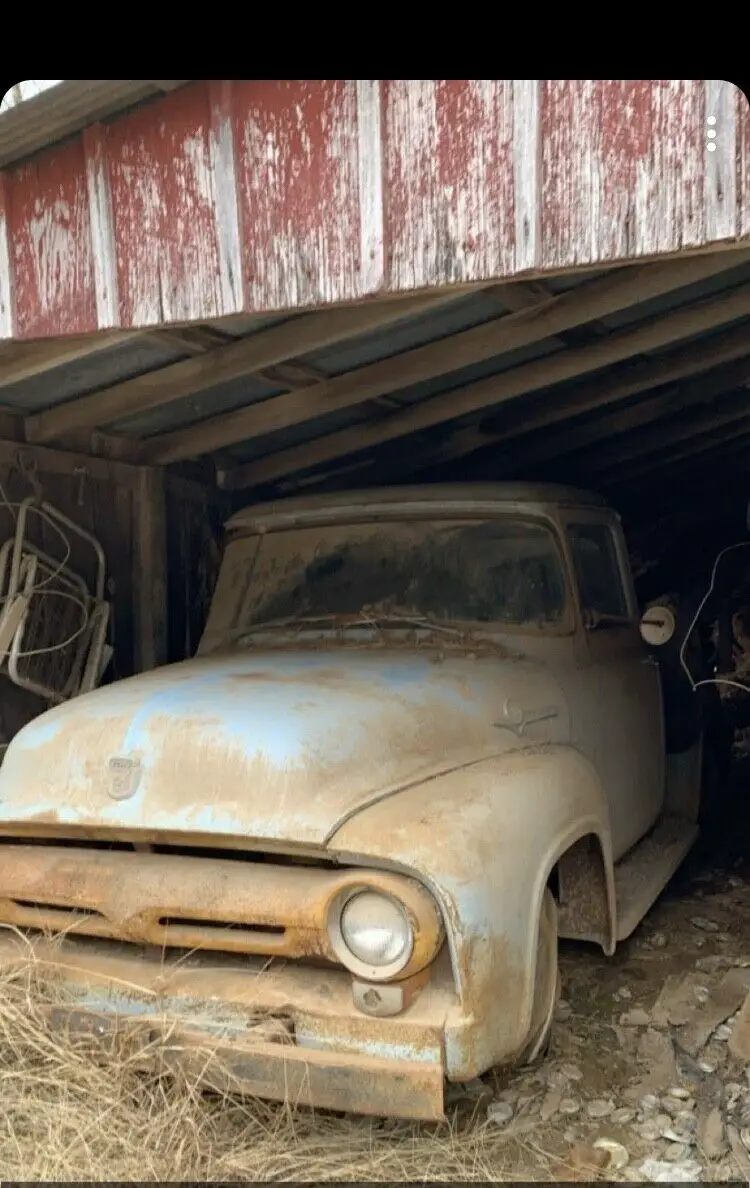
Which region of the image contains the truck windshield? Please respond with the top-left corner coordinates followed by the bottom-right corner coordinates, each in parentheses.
top-left (209, 517), bottom-right (568, 639)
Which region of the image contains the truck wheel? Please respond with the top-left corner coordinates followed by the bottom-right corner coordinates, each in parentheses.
top-left (522, 888), bottom-right (559, 1064)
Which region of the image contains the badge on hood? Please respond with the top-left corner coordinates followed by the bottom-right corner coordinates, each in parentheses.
top-left (107, 756), bottom-right (141, 801)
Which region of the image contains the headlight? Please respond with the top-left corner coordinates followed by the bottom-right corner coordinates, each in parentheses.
top-left (329, 889), bottom-right (414, 980)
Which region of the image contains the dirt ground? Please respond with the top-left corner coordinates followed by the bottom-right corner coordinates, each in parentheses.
top-left (4, 764), bottom-right (750, 1181)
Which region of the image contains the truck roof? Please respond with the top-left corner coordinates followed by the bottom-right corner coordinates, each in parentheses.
top-left (227, 482), bottom-right (612, 532)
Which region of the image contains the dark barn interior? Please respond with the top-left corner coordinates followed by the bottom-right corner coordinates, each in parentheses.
top-left (1, 248), bottom-right (750, 838)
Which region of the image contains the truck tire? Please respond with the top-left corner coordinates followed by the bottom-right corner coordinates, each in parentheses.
top-left (522, 888), bottom-right (559, 1064)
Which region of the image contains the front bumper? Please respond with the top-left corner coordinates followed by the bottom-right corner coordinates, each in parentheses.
top-left (0, 933), bottom-right (452, 1120)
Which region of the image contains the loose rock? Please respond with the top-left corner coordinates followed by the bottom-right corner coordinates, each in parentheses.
top-left (586, 1098), bottom-right (613, 1119)
top-left (620, 1008), bottom-right (651, 1027)
top-left (593, 1137), bottom-right (629, 1170)
top-left (664, 1142), bottom-right (690, 1162)
top-left (639, 1156), bottom-right (703, 1181)
top-left (539, 1089), bottom-right (561, 1122)
top-left (661, 1126), bottom-right (695, 1145)
top-left (698, 1105), bottom-right (727, 1159)
top-left (559, 1097), bottom-right (581, 1115)
top-left (611, 1107), bottom-right (635, 1124)
top-left (691, 916), bottom-right (720, 932)
top-left (638, 1119), bottom-right (662, 1141)
top-left (675, 1110), bottom-right (697, 1130)
top-left (486, 1100), bottom-right (513, 1125)
top-left (559, 1062), bottom-right (583, 1081)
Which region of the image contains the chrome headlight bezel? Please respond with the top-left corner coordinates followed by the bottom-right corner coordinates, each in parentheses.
top-left (327, 886), bottom-right (415, 982)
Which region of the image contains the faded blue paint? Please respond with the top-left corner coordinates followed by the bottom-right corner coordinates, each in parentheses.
top-left (24, 715), bottom-right (63, 746)
top-left (330, 747), bottom-right (612, 1079)
top-left (295, 1025), bottom-right (441, 1064)
top-left (0, 648), bottom-right (569, 847)
top-left (61, 984), bottom-right (442, 1065)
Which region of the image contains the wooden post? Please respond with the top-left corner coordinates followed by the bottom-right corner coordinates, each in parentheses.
top-left (133, 466), bottom-right (168, 673)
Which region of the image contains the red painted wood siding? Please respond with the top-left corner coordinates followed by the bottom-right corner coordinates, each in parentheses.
top-left (0, 80), bottom-right (747, 340)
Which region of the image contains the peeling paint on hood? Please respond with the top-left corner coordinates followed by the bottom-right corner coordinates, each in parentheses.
top-left (0, 649), bottom-right (568, 846)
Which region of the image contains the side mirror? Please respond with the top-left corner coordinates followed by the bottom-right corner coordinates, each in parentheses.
top-left (639, 605), bottom-right (676, 648)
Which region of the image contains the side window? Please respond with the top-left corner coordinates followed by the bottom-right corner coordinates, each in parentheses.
top-left (568, 523), bottom-right (629, 619)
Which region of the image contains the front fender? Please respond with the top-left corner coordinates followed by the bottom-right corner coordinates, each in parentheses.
top-left (327, 744), bottom-right (615, 1079)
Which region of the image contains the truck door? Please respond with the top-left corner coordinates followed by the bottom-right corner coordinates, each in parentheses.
top-left (562, 512), bottom-right (665, 860)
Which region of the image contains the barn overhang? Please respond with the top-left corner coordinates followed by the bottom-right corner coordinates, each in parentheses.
top-left (0, 80), bottom-right (748, 340)
top-left (0, 80), bottom-right (748, 594)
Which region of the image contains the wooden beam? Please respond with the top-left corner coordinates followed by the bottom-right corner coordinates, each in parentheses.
top-left (24, 291), bottom-right (473, 445)
top-left (401, 322), bottom-right (750, 478)
top-left (0, 329), bottom-right (143, 390)
top-left (337, 322), bottom-right (750, 486)
top-left (0, 436), bottom-right (141, 488)
top-left (505, 354), bottom-right (750, 472)
top-left (256, 361), bottom-right (328, 388)
top-left (132, 467), bottom-right (168, 673)
top-left (147, 325), bottom-right (233, 355)
top-left (221, 281), bottom-right (750, 492)
top-left (144, 252), bottom-right (749, 466)
top-left (0, 319), bottom-right (229, 393)
top-left (581, 388), bottom-right (750, 477)
top-left (603, 418), bottom-right (750, 489)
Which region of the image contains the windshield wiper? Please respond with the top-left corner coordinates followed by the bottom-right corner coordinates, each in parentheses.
top-left (234, 609), bottom-right (475, 643)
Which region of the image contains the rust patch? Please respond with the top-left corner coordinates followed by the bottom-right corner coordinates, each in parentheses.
top-left (0, 844), bottom-right (443, 974)
top-left (229, 667), bottom-right (349, 684)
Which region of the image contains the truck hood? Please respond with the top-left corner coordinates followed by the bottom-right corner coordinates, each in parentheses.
top-left (0, 649), bottom-right (568, 847)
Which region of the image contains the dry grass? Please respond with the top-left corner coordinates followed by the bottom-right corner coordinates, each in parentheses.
top-left (0, 959), bottom-right (580, 1182)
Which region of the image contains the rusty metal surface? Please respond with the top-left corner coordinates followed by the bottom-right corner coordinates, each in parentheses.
top-left (0, 486), bottom-right (637, 1092)
top-left (1, 80), bottom-right (747, 339)
top-left (0, 932), bottom-right (447, 1119)
top-left (330, 745), bottom-right (615, 1079)
top-left (0, 843), bottom-right (442, 969)
top-left (0, 645), bottom-right (568, 843)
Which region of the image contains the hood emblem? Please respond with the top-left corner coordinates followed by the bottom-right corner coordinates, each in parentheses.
top-left (494, 699), bottom-right (560, 736)
top-left (107, 756), bottom-right (141, 801)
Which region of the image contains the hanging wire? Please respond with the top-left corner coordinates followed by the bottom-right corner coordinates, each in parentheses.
top-left (679, 541), bottom-right (750, 697)
top-left (0, 499), bottom-right (87, 661)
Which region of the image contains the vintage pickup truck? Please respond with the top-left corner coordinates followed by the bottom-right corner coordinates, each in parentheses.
top-left (0, 483), bottom-right (718, 1120)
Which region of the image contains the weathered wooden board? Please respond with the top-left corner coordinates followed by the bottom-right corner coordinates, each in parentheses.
top-left (3, 140), bottom-right (95, 338)
top-left (0, 79), bottom-right (748, 339)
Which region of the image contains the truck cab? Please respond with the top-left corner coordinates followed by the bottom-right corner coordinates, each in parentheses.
top-left (0, 483), bottom-right (709, 1119)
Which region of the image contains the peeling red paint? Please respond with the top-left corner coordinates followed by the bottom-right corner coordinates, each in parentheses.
top-left (0, 80), bottom-right (748, 341)
top-left (5, 141), bottom-right (95, 338)
top-left (540, 80), bottom-right (707, 267)
top-left (384, 80), bottom-right (517, 290)
top-left (234, 79), bottom-right (368, 309)
top-left (105, 84), bottom-right (224, 327)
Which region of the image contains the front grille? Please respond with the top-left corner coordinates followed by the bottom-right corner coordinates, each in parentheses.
top-left (0, 843), bottom-right (337, 960)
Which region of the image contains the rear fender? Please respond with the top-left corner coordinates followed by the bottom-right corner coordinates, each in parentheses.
top-left (328, 745), bottom-right (615, 1078)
